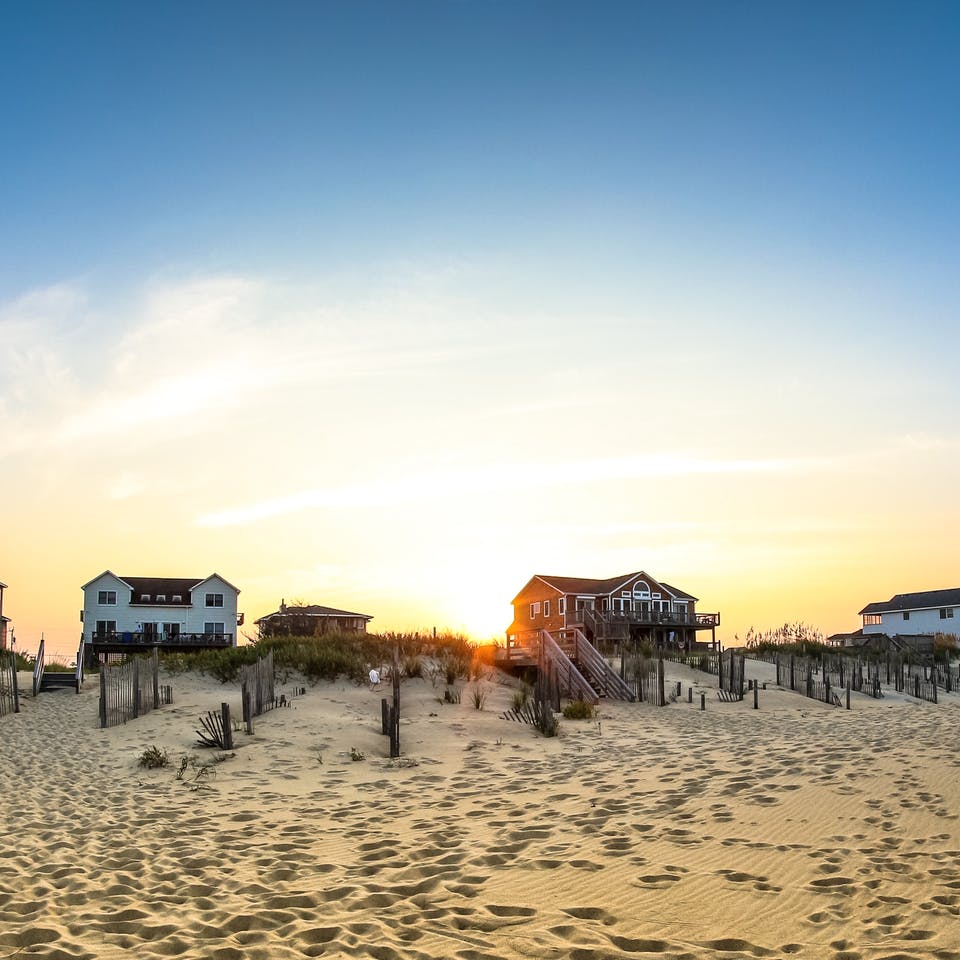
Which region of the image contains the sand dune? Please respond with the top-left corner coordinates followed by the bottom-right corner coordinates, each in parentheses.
top-left (2, 660), bottom-right (959, 959)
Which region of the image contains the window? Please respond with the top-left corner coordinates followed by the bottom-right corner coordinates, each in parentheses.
top-left (903, 611), bottom-right (910, 621)
top-left (95, 620), bottom-right (116, 638)
top-left (558, 597), bottom-right (566, 615)
top-left (206, 593), bottom-right (224, 607)
top-left (172, 594), bottom-right (182, 603)
top-left (140, 594), bottom-right (150, 602)
top-left (529, 602), bottom-right (540, 619)
top-left (621, 590), bottom-right (630, 597)
top-left (863, 614), bottom-right (882, 626)
top-left (204, 622), bottom-right (225, 635)
top-left (155, 594), bottom-right (166, 602)
top-left (543, 600), bottom-right (551, 617)
top-left (163, 623), bottom-right (180, 638)
top-left (940, 608), bottom-right (954, 620)
top-left (98, 590), bottom-right (117, 605)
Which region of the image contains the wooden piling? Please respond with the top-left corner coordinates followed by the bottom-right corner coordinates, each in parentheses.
top-left (221, 702), bottom-right (234, 750)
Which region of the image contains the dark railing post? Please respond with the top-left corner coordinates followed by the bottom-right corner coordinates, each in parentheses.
top-left (152, 648), bottom-right (160, 710)
top-left (99, 668), bottom-right (107, 728)
top-left (10, 652), bottom-right (20, 713)
top-left (221, 702), bottom-right (234, 750)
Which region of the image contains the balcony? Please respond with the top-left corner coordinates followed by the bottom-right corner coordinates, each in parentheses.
top-left (567, 608), bottom-right (719, 630)
top-left (87, 632), bottom-right (234, 647)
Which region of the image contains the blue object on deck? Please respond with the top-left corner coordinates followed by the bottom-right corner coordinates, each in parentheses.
top-left (122, 631), bottom-right (133, 642)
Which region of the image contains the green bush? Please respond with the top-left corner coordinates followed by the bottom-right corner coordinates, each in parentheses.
top-left (511, 688), bottom-right (529, 711)
top-left (137, 745), bottom-right (169, 769)
top-left (562, 700), bottom-right (595, 720)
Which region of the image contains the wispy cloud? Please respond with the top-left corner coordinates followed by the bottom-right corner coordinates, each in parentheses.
top-left (197, 452), bottom-right (812, 527)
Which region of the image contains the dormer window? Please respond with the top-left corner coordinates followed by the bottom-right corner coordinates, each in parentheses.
top-left (156, 594), bottom-right (166, 602)
top-left (172, 594), bottom-right (182, 603)
top-left (140, 594), bottom-right (151, 602)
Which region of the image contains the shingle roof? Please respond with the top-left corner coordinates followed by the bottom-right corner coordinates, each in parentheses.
top-left (859, 587), bottom-right (960, 616)
top-left (124, 577), bottom-right (206, 600)
top-left (522, 571), bottom-right (698, 603)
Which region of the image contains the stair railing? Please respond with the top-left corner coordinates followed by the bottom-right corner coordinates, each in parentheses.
top-left (74, 639), bottom-right (85, 693)
top-left (540, 630), bottom-right (597, 703)
top-left (570, 628), bottom-right (636, 701)
top-left (32, 635), bottom-right (45, 697)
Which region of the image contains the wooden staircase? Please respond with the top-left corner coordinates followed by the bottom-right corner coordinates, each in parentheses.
top-left (543, 629), bottom-right (636, 703)
top-left (33, 637), bottom-right (84, 695)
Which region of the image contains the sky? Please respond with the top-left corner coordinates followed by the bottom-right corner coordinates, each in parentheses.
top-left (2, 1), bottom-right (959, 657)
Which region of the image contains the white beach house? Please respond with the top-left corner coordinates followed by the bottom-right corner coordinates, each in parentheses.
top-left (81, 571), bottom-right (242, 662)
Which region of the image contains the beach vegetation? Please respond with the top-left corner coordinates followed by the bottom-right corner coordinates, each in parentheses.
top-left (511, 687), bottom-right (530, 711)
top-left (137, 745), bottom-right (170, 769)
top-left (350, 746), bottom-right (365, 761)
top-left (160, 629), bottom-right (488, 686)
top-left (402, 654), bottom-right (423, 678)
top-left (471, 685), bottom-right (487, 710)
top-left (562, 699), bottom-right (595, 720)
top-left (444, 686), bottom-right (461, 704)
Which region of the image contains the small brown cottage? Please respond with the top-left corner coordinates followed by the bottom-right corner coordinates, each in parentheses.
top-left (255, 600), bottom-right (373, 638)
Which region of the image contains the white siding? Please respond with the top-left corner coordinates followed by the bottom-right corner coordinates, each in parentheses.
top-left (877, 607), bottom-right (958, 637)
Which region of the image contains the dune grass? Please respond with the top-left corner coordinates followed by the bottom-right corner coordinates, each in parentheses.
top-left (161, 630), bottom-right (484, 685)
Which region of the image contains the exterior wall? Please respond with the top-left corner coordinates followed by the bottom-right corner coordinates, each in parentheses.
top-left (82, 572), bottom-right (136, 641)
top-left (507, 579), bottom-right (564, 637)
top-left (866, 606), bottom-right (959, 637)
top-left (185, 575), bottom-right (239, 641)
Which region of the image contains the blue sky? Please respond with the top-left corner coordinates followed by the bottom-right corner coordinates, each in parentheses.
top-left (2, 1), bottom-right (959, 652)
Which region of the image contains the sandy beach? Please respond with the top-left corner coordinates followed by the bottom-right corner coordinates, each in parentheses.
top-left (2, 659), bottom-right (959, 960)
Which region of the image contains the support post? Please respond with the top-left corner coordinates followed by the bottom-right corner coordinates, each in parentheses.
top-left (10, 653), bottom-right (19, 714)
top-left (132, 658), bottom-right (140, 719)
top-left (152, 647), bottom-right (160, 710)
top-left (221, 702), bottom-right (234, 750)
top-left (99, 668), bottom-right (107, 728)
top-left (753, 683), bottom-right (758, 709)
top-left (846, 681), bottom-right (851, 710)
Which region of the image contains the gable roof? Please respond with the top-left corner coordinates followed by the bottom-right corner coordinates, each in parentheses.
top-left (514, 571), bottom-right (698, 604)
top-left (255, 604), bottom-right (373, 624)
top-left (859, 587), bottom-right (960, 616)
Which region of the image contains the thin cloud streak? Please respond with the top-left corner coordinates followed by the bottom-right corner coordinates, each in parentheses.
top-left (197, 453), bottom-right (811, 527)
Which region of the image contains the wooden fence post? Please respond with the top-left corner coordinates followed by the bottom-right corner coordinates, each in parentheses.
top-left (152, 647), bottom-right (160, 710)
top-left (132, 658), bottom-right (140, 719)
top-left (10, 653), bottom-right (20, 714)
top-left (381, 698), bottom-right (390, 735)
top-left (99, 668), bottom-right (107, 728)
top-left (753, 683), bottom-right (758, 709)
top-left (846, 681), bottom-right (851, 710)
top-left (221, 702), bottom-right (234, 750)
top-left (243, 687), bottom-right (254, 734)
top-left (656, 657), bottom-right (665, 707)
top-left (700, 692), bottom-right (705, 711)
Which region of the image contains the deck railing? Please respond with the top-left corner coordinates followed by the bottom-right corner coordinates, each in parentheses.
top-left (88, 631), bottom-right (233, 646)
top-left (571, 608), bottom-right (719, 629)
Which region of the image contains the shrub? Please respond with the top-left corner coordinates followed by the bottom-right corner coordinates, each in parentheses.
top-left (562, 700), bottom-right (595, 720)
top-left (137, 745), bottom-right (169, 769)
top-left (511, 688), bottom-right (529, 711)
top-left (402, 655), bottom-right (423, 678)
top-left (444, 687), bottom-right (461, 704)
top-left (471, 686), bottom-right (487, 711)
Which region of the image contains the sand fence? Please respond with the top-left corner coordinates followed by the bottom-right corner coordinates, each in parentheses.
top-left (0, 651), bottom-right (20, 716)
top-left (98, 648), bottom-right (173, 728)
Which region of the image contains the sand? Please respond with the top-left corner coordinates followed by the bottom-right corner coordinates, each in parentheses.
top-left (2, 659), bottom-right (959, 960)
